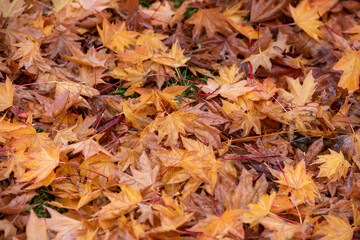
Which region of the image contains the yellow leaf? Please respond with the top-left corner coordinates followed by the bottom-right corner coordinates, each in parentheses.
top-left (241, 191), bottom-right (276, 223)
top-left (202, 64), bottom-right (254, 102)
top-left (94, 185), bottom-right (142, 220)
top-left (290, 0), bottom-right (323, 41)
top-left (333, 49), bottom-right (360, 93)
top-left (97, 20), bottom-right (138, 53)
top-left (19, 146), bottom-right (60, 183)
top-left (188, 208), bottom-right (244, 239)
top-left (152, 40), bottom-right (190, 68)
top-left (279, 71), bottom-right (317, 106)
top-left (313, 149), bottom-right (350, 182)
top-left (313, 215), bottom-right (353, 240)
top-left (0, 77), bottom-right (14, 111)
top-left (268, 160), bottom-right (319, 203)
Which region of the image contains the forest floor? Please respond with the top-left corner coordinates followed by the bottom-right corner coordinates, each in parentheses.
top-left (0, 0), bottom-right (360, 239)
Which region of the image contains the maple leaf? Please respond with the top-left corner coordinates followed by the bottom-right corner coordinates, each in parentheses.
top-left (188, 207), bottom-right (244, 239)
top-left (140, 1), bottom-right (175, 29)
top-left (332, 49), bottom-right (360, 93)
top-left (222, 99), bottom-right (265, 136)
top-left (110, 64), bottom-right (149, 90)
top-left (117, 46), bottom-right (153, 65)
top-left (136, 30), bottom-right (167, 52)
top-left (310, 0), bottom-right (338, 16)
top-left (66, 137), bottom-right (112, 160)
top-left (258, 215), bottom-right (302, 240)
top-left (250, 0), bottom-right (289, 23)
top-left (95, 185), bottom-right (142, 220)
top-left (248, 78), bottom-right (279, 101)
top-left (151, 193), bottom-right (194, 233)
top-left (186, 8), bottom-right (234, 39)
top-left (72, 115), bottom-right (97, 140)
top-left (119, 151), bottom-right (160, 190)
top-left (223, 2), bottom-right (260, 39)
top-left (153, 137), bottom-right (222, 194)
top-left (18, 146), bottom-right (59, 183)
top-left (2, 0), bottom-right (360, 238)
top-left (202, 64), bottom-right (255, 102)
top-left (26, 210), bottom-right (47, 240)
top-left (149, 107), bottom-right (225, 148)
top-left (152, 39), bottom-right (190, 68)
top-left (54, 126), bottom-right (78, 146)
top-left (0, 77), bottom-right (14, 112)
top-left (79, 0), bottom-right (110, 12)
top-left (225, 168), bottom-right (269, 209)
top-left (313, 215), bottom-right (354, 240)
top-left (241, 191), bottom-right (276, 223)
top-left (44, 25), bottom-right (82, 59)
top-left (35, 90), bottom-right (83, 122)
top-left (12, 35), bottom-right (51, 74)
top-left (243, 32), bottom-right (288, 73)
top-left (56, 80), bottom-right (99, 98)
top-left (80, 152), bottom-right (119, 185)
top-left (97, 20), bottom-right (138, 53)
top-left (279, 71), bottom-right (317, 106)
top-left (149, 108), bottom-right (197, 146)
top-left (0, 0), bottom-right (25, 18)
top-left (313, 149), bottom-right (350, 182)
top-left (122, 98), bottom-right (156, 130)
top-left (268, 160), bottom-right (319, 203)
top-left (61, 45), bottom-right (109, 68)
top-left (45, 207), bottom-right (84, 239)
top-left (290, 0), bottom-right (323, 41)
top-left (8, 125), bottom-right (56, 151)
top-left (133, 85), bottom-right (188, 111)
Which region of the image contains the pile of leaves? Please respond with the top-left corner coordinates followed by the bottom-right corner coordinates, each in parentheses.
top-left (0, 0), bottom-right (360, 239)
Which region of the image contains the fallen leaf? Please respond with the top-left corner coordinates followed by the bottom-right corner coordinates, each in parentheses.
top-left (241, 191), bottom-right (276, 223)
top-left (290, 0), bottom-right (323, 41)
top-left (26, 210), bottom-right (48, 240)
top-left (313, 149), bottom-right (350, 182)
top-left (0, 77), bottom-right (14, 112)
top-left (279, 71), bottom-right (317, 106)
top-left (332, 49), bottom-right (360, 93)
top-left (313, 215), bottom-right (353, 240)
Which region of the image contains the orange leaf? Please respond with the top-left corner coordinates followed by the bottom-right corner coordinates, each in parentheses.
top-left (240, 191), bottom-right (276, 223)
top-left (290, 0), bottom-right (323, 41)
top-left (313, 215), bottom-right (353, 240)
top-left (0, 77), bottom-right (14, 111)
top-left (333, 49), bottom-right (360, 93)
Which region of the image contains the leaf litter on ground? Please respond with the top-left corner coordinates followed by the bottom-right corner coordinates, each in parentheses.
top-left (0, 0), bottom-right (359, 239)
